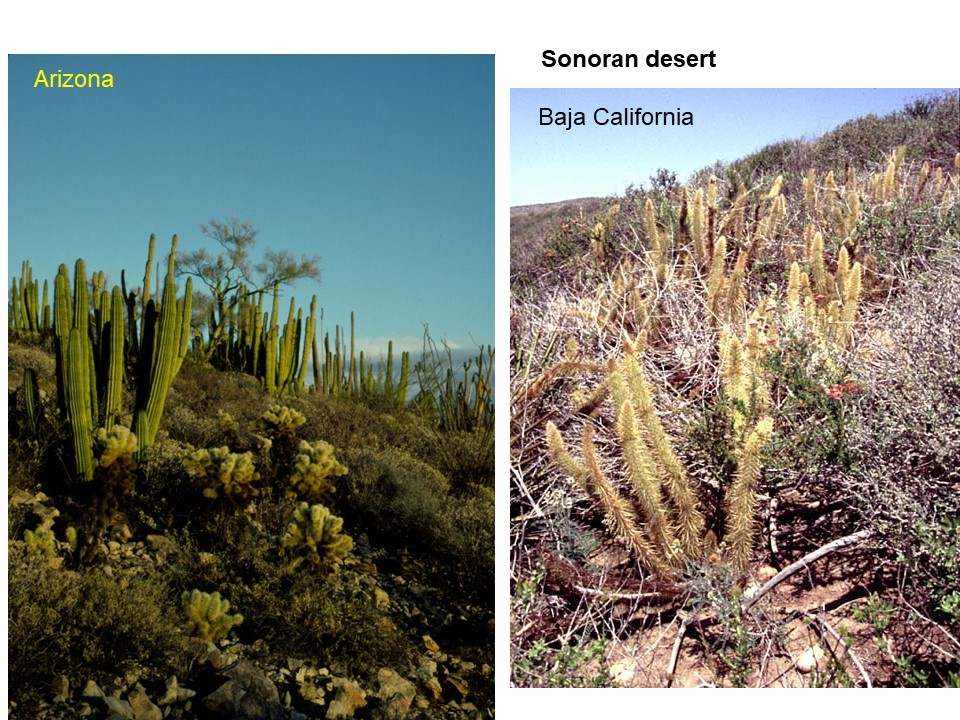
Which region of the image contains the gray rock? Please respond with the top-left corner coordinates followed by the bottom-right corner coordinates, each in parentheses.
top-left (202, 660), bottom-right (284, 720)
top-left (414, 659), bottom-right (442, 701)
top-left (298, 680), bottom-right (325, 706)
top-left (102, 696), bottom-right (135, 719)
top-left (326, 677), bottom-right (367, 719)
top-left (441, 675), bottom-right (469, 704)
top-left (184, 637), bottom-right (223, 668)
top-left (157, 676), bottom-right (189, 706)
top-left (127, 686), bottom-right (163, 720)
top-left (81, 680), bottom-right (106, 699)
top-left (145, 534), bottom-right (179, 555)
top-left (369, 668), bottom-right (416, 720)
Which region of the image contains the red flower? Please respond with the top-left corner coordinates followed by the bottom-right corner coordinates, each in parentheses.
top-left (825, 381), bottom-right (859, 400)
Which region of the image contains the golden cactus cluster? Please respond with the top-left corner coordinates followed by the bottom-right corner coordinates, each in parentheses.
top-left (182, 589), bottom-right (244, 643)
top-left (281, 501), bottom-right (354, 573)
top-left (534, 145), bottom-right (958, 579)
top-left (787, 228), bottom-right (863, 349)
top-left (184, 446), bottom-right (260, 505)
top-left (286, 439), bottom-right (349, 503)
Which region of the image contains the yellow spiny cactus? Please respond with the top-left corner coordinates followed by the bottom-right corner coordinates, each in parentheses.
top-left (690, 188), bottom-right (708, 266)
top-left (723, 250), bottom-right (748, 327)
top-left (281, 502), bottom-right (354, 573)
top-left (643, 198), bottom-right (670, 284)
top-left (802, 167), bottom-right (817, 215)
top-left (618, 344), bottom-right (705, 557)
top-left (835, 261), bottom-right (863, 348)
top-left (757, 193), bottom-right (786, 249)
top-left (842, 188), bottom-right (861, 239)
top-left (808, 230), bottom-right (827, 296)
top-left (182, 589), bottom-right (244, 642)
top-left (580, 423), bottom-right (674, 577)
top-left (725, 416), bottom-right (775, 572)
top-left (287, 439), bottom-right (349, 503)
top-left (835, 245), bottom-right (851, 298)
top-left (185, 446), bottom-right (260, 505)
top-left (616, 398), bottom-right (684, 566)
top-left (763, 174), bottom-right (783, 201)
top-left (706, 234), bottom-right (727, 320)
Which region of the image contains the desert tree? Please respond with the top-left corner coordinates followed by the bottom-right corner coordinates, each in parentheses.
top-left (178, 216), bottom-right (322, 360)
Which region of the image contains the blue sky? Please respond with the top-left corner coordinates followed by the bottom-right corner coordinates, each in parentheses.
top-left (8, 55), bottom-right (494, 364)
top-left (511, 88), bottom-right (952, 206)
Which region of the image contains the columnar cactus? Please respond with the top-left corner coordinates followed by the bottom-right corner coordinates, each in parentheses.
top-left (132, 236), bottom-right (192, 457)
top-left (22, 368), bottom-right (41, 435)
top-left (66, 327), bottom-right (95, 481)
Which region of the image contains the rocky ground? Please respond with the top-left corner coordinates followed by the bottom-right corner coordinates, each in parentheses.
top-left (8, 490), bottom-right (494, 720)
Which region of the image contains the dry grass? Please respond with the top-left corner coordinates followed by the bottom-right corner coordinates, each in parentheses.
top-left (511, 102), bottom-right (960, 687)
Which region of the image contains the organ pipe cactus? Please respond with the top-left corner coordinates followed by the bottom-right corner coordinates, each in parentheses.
top-left (10, 261), bottom-right (45, 334)
top-left (50, 236), bottom-right (190, 475)
top-left (132, 236), bottom-right (192, 457)
top-left (22, 368), bottom-right (41, 435)
top-left (66, 327), bottom-right (95, 481)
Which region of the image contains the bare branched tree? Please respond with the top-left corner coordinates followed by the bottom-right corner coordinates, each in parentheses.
top-left (178, 216), bottom-right (322, 359)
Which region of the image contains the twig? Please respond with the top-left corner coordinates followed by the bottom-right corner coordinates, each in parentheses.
top-left (572, 584), bottom-right (677, 603)
top-left (665, 613), bottom-right (690, 687)
top-left (741, 529), bottom-right (873, 612)
top-left (807, 613), bottom-right (873, 688)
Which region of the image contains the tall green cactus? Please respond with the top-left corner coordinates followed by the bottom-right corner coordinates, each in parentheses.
top-left (22, 368), bottom-right (41, 434)
top-left (132, 236), bottom-right (192, 457)
top-left (66, 327), bottom-right (95, 481)
top-left (10, 260), bottom-right (48, 335)
top-left (102, 286), bottom-right (126, 430)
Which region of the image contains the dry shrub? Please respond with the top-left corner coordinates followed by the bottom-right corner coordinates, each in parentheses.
top-left (8, 543), bottom-right (186, 706)
top-left (843, 242), bottom-right (960, 640)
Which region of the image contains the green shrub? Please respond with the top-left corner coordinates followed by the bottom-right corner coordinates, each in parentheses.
top-left (341, 445), bottom-right (492, 599)
top-left (8, 543), bottom-right (185, 706)
top-left (282, 573), bottom-right (415, 677)
top-left (341, 446), bottom-right (451, 548)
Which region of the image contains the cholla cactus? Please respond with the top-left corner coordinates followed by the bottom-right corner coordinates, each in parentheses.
top-left (261, 405), bottom-right (306, 438)
top-left (216, 409), bottom-right (239, 435)
top-left (287, 440), bottom-right (349, 503)
top-left (184, 446), bottom-right (260, 505)
top-left (261, 404), bottom-right (307, 472)
top-left (281, 502), bottom-right (353, 573)
top-left (182, 589), bottom-right (243, 642)
top-left (24, 526), bottom-right (63, 569)
top-left (94, 425), bottom-right (139, 483)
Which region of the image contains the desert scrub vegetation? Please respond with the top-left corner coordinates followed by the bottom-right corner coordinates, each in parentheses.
top-left (511, 92), bottom-right (959, 688)
top-left (8, 233), bottom-right (494, 711)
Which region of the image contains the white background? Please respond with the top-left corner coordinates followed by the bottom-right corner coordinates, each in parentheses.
top-left (3, 2), bottom-right (957, 717)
